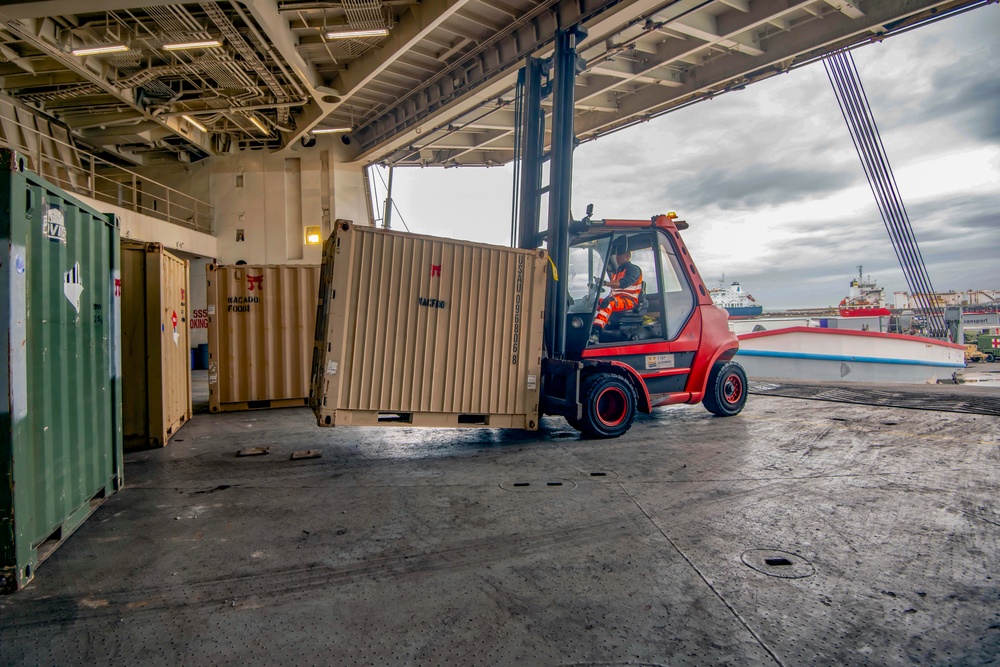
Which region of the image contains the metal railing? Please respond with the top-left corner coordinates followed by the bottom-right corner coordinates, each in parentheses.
top-left (0, 114), bottom-right (214, 234)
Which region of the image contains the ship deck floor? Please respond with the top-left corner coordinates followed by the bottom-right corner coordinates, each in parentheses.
top-left (2, 371), bottom-right (999, 665)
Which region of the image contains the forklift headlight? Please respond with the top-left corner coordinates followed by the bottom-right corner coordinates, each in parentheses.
top-left (571, 317), bottom-right (584, 329)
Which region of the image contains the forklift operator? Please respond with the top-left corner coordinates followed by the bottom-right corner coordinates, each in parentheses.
top-left (590, 237), bottom-right (642, 343)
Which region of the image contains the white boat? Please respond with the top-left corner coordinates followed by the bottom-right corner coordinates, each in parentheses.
top-left (709, 276), bottom-right (763, 318)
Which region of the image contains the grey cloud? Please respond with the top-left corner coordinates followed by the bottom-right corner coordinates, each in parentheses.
top-left (666, 163), bottom-right (858, 211)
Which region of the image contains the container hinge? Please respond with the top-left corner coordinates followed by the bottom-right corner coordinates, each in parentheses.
top-left (0, 149), bottom-right (24, 172)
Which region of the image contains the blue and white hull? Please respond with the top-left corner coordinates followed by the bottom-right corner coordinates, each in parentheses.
top-left (724, 305), bottom-right (763, 318)
top-left (735, 327), bottom-right (965, 384)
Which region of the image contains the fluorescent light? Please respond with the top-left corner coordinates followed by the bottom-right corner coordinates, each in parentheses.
top-left (312, 127), bottom-right (352, 134)
top-left (163, 39), bottom-right (222, 51)
top-left (248, 115), bottom-right (269, 134)
top-left (71, 44), bottom-right (129, 56)
top-left (325, 28), bottom-right (389, 40)
top-left (182, 115), bottom-right (208, 133)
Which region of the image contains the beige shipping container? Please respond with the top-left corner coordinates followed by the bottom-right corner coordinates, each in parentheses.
top-left (207, 264), bottom-right (319, 412)
top-left (121, 241), bottom-right (192, 449)
top-left (311, 222), bottom-right (547, 429)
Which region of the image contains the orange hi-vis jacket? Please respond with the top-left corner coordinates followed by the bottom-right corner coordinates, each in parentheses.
top-left (608, 264), bottom-right (642, 301)
top-left (594, 263), bottom-right (642, 329)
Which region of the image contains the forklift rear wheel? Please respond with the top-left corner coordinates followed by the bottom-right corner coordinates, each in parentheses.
top-left (703, 360), bottom-right (748, 417)
top-left (578, 373), bottom-right (637, 439)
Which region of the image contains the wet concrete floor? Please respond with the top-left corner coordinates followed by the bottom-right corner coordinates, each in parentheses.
top-left (2, 377), bottom-right (999, 665)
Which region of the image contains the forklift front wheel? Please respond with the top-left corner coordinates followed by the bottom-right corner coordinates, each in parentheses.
top-left (703, 360), bottom-right (748, 417)
top-left (578, 373), bottom-right (637, 439)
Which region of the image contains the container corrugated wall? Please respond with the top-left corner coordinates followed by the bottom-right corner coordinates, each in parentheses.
top-left (0, 149), bottom-right (122, 593)
top-left (121, 242), bottom-right (191, 449)
top-left (207, 264), bottom-right (319, 411)
top-left (311, 222), bottom-right (546, 429)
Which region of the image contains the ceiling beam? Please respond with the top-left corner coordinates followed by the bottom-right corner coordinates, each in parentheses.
top-left (239, 0), bottom-right (341, 148)
top-left (572, 0), bottom-right (959, 139)
top-left (0, 0), bottom-right (176, 20)
top-left (330, 0), bottom-right (476, 105)
top-left (0, 14), bottom-right (215, 157)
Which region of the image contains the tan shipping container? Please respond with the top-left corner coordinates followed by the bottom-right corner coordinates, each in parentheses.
top-left (207, 264), bottom-right (320, 412)
top-left (311, 222), bottom-right (547, 429)
top-left (121, 241), bottom-right (192, 449)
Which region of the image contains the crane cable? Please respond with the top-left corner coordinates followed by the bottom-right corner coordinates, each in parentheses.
top-left (823, 49), bottom-right (944, 335)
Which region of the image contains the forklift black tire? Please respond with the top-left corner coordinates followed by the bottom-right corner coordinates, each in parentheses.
top-left (578, 372), bottom-right (637, 439)
top-left (703, 360), bottom-right (748, 417)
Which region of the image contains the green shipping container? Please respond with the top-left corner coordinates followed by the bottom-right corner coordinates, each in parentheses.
top-left (1, 149), bottom-right (123, 593)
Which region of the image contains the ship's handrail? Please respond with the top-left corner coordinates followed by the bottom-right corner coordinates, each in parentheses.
top-left (0, 113), bottom-right (213, 234)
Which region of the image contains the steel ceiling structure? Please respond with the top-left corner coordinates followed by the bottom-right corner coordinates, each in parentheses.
top-left (0, 0), bottom-right (989, 167)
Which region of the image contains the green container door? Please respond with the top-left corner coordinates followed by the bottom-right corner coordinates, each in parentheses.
top-left (1, 149), bottom-right (123, 593)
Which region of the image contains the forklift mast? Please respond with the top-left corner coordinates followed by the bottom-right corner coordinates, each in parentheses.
top-left (514, 25), bottom-right (587, 359)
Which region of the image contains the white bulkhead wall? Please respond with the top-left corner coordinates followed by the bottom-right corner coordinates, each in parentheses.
top-left (129, 136), bottom-right (371, 265)
top-left (210, 140), bottom-right (370, 265)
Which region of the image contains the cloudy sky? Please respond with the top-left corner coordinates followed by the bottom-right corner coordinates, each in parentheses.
top-left (372, 6), bottom-right (999, 311)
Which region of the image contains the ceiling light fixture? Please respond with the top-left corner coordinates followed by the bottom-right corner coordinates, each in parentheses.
top-left (163, 39), bottom-right (222, 51)
top-left (312, 127), bottom-right (352, 134)
top-left (71, 44), bottom-right (129, 56)
top-left (182, 115), bottom-right (208, 133)
top-left (248, 115), bottom-right (269, 134)
top-left (325, 28), bottom-right (389, 40)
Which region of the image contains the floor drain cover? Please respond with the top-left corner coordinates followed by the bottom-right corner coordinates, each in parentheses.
top-left (740, 549), bottom-right (815, 578)
top-left (499, 479), bottom-right (577, 492)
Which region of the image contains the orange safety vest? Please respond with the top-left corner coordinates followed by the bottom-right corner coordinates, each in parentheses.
top-left (609, 264), bottom-right (642, 301)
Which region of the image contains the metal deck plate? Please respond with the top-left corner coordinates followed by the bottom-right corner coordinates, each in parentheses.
top-left (2, 376), bottom-right (998, 665)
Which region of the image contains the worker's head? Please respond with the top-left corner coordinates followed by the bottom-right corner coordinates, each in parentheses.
top-left (612, 237), bottom-right (630, 264)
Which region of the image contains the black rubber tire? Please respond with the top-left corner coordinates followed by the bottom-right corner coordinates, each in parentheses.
top-left (987, 354), bottom-right (996, 363)
top-left (703, 360), bottom-right (748, 417)
top-left (577, 372), bottom-right (637, 439)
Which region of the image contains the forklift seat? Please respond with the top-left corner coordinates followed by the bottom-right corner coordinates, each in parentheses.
top-left (608, 281), bottom-right (647, 329)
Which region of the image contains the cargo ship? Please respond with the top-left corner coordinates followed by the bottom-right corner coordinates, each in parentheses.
top-left (839, 266), bottom-right (891, 317)
top-left (710, 277), bottom-right (763, 318)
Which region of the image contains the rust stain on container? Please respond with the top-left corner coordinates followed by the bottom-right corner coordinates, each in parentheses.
top-left (311, 222), bottom-right (546, 429)
top-left (121, 242), bottom-right (192, 449)
top-left (207, 264), bottom-right (319, 412)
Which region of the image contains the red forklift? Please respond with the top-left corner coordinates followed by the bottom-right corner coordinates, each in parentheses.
top-left (532, 209), bottom-right (747, 438)
top-left (518, 27), bottom-right (747, 438)
top-left (312, 26), bottom-right (745, 440)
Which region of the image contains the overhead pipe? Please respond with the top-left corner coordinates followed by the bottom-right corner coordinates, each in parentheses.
top-left (157, 100), bottom-right (309, 117)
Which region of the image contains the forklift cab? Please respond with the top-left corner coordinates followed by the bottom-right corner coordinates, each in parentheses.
top-left (564, 219), bottom-right (697, 357)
